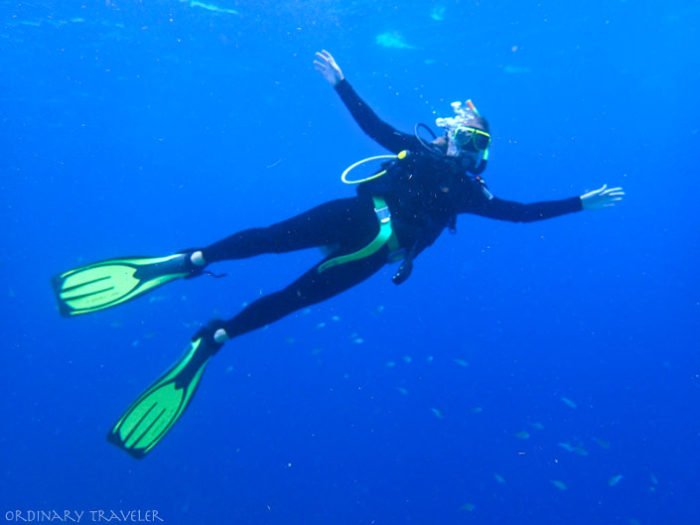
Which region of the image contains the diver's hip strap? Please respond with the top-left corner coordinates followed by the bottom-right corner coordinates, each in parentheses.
top-left (317, 196), bottom-right (399, 273)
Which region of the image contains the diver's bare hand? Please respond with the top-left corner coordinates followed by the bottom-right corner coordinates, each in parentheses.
top-left (580, 184), bottom-right (625, 210)
top-left (314, 50), bottom-right (344, 86)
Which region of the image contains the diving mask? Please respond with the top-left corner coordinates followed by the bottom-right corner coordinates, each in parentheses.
top-left (436, 99), bottom-right (490, 171)
top-left (436, 100), bottom-right (490, 151)
top-left (450, 125), bottom-right (491, 151)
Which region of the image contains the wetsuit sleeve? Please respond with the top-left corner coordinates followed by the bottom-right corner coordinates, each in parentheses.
top-left (335, 79), bottom-right (420, 154)
top-left (463, 187), bottom-right (583, 222)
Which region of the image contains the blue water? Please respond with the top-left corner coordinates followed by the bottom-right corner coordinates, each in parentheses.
top-left (2, 1), bottom-right (699, 523)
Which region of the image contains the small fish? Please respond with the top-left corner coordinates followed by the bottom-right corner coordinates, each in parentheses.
top-left (558, 442), bottom-right (575, 453)
top-left (375, 31), bottom-right (416, 50)
top-left (459, 502), bottom-right (475, 512)
top-left (593, 437), bottom-right (611, 449)
top-left (430, 6), bottom-right (446, 21)
top-left (551, 480), bottom-right (568, 491)
top-left (396, 387), bottom-right (409, 396)
top-left (515, 431), bottom-right (530, 440)
top-left (188, 0), bottom-right (239, 15)
top-left (453, 358), bottom-right (469, 367)
top-left (503, 65), bottom-right (532, 75)
top-left (494, 473), bottom-right (506, 484)
top-left (402, 355), bottom-right (413, 364)
top-left (431, 407), bottom-right (444, 419)
top-left (530, 422), bottom-right (545, 431)
top-left (608, 474), bottom-right (624, 487)
top-left (385, 361), bottom-right (396, 368)
top-left (471, 406), bottom-right (483, 414)
top-left (574, 446), bottom-right (589, 457)
top-left (560, 396), bottom-right (577, 409)
top-left (558, 442), bottom-right (589, 456)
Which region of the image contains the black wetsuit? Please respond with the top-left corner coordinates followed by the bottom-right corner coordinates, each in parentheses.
top-left (202, 80), bottom-right (582, 339)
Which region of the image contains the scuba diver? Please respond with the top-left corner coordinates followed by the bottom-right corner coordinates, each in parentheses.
top-left (52, 50), bottom-right (624, 458)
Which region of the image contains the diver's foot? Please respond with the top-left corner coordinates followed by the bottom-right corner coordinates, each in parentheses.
top-left (214, 328), bottom-right (229, 344)
top-left (176, 249), bottom-right (206, 279)
top-left (190, 250), bottom-right (206, 267)
top-left (192, 320), bottom-right (230, 354)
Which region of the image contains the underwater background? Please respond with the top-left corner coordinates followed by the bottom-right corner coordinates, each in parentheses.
top-left (1, 0), bottom-right (699, 524)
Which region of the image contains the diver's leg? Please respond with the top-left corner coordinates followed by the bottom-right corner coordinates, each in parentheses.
top-left (108, 233), bottom-right (385, 456)
top-left (199, 197), bottom-right (375, 264)
top-left (201, 250), bottom-right (386, 342)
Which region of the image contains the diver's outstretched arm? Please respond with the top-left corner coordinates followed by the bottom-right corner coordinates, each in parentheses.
top-left (314, 49), bottom-right (345, 86)
top-left (313, 49), bottom-right (419, 153)
top-left (580, 184), bottom-right (625, 210)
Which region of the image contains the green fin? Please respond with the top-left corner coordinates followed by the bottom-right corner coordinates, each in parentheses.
top-left (108, 337), bottom-right (216, 459)
top-left (52, 254), bottom-right (192, 317)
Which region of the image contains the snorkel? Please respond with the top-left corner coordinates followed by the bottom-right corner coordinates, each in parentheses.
top-left (435, 99), bottom-right (490, 174)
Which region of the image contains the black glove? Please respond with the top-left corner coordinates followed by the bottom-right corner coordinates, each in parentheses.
top-left (392, 258), bottom-right (413, 285)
